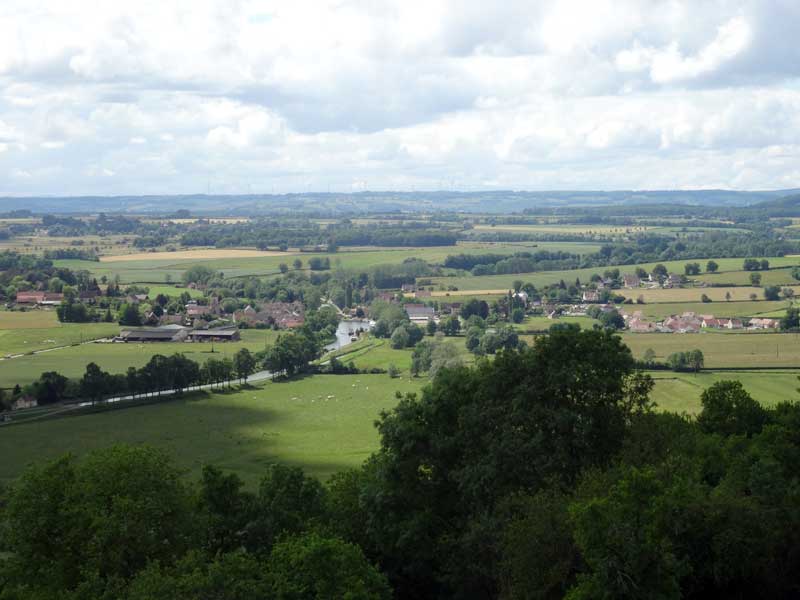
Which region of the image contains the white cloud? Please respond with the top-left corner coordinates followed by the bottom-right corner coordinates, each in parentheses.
top-left (0, 1), bottom-right (798, 194)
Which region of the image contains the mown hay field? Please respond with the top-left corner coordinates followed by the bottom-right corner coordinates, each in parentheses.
top-left (621, 331), bottom-right (800, 368)
top-left (649, 369), bottom-right (800, 414)
top-left (618, 286), bottom-right (799, 303)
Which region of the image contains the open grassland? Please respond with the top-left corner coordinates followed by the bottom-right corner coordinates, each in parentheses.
top-left (649, 370), bottom-right (800, 414)
top-left (618, 286), bottom-right (799, 303)
top-left (622, 300), bottom-right (790, 320)
top-left (0, 329), bottom-right (281, 388)
top-left (0, 374), bottom-right (422, 485)
top-left (621, 331), bottom-right (800, 368)
top-left (143, 285), bottom-right (205, 298)
top-left (0, 310), bottom-right (60, 329)
top-left (517, 315), bottom-right (600, 331)
top-left (428, 256), bottom-right (800, 291)
top-left (0, 310), bottom-right (119, 357)
top-left (694, 267), bottom-right (799, 286)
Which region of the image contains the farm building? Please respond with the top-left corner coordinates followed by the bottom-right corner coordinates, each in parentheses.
top-left (404, 303), bottom-right (435, 324)
top-left (15, 291), bottom-right (46, 304)
top-left (188, 327), bottom-right (241, 342)
top-left (118, 325), bottom-right (191, 342)
top-left (622, 274), bottom-right (640, 288)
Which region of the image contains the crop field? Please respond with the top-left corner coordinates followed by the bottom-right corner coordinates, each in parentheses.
top-left (693, 268), bottom-right (799, 286)
top-left (618, 286), bottom-right (799, 303)
top-left (622, 300), bottom-right (790, 320)
top-left (0, 234), bottom-right (134, 256)
top-left (428, 256), bottom-right (800, 291)
top-left (0, 374), bottom-right (423, 485)
top-left (621, 331), bottom-right (800, 368)
top-left (99, 248), bottom-right (291, 261)
top-left (56, 242), bottom-right (579, 283)
top-left (0, 329), bottom-right (282, 388)
top-left (470, 223), bottom-right (650, 235)
top-left (648, 370), bottom-right (800, 414)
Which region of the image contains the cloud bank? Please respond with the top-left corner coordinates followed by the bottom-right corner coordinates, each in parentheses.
top-left (1, 0), bottom-right (799, 195)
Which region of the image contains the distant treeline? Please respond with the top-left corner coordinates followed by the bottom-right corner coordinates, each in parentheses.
top-left (180, 221), bottom-right (458, 249)
top-left (444, 233), bottom-right (799, 276)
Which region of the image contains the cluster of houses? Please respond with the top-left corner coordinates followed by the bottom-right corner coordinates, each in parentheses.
top-left (622, 311), bottom-right (780, 333)
top-left (233, 301), bottom-right (304, 329)
top-left (14, 290), bottom-right (100, 305)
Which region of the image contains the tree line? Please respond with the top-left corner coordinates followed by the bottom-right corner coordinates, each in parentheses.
top-left (5, 349), bottom-right (258, 408)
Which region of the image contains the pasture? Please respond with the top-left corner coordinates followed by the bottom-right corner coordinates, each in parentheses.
top-left (649, 370), bottom-right (800, 414)
top-left (428, 256), bottom-right (800, 291)
top-left (621, 331), bottom-right (800, 368)
top-left (623, 300), bottom-right (789, 320)
top-left (0, 329), bottom-right (281, 388)
top-left (0, 374), bottom-right (422, 485)
top-left (0, 310), bottom-right (119, 358)
top-left (618, 286), bottom-right (798, 303)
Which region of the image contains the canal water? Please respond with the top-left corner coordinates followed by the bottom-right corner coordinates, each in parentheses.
top-left (324, 319), bottom-right (373, 352)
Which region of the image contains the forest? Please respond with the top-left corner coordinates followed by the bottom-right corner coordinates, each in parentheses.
top-left (2, 326), bottom-right (799, 599)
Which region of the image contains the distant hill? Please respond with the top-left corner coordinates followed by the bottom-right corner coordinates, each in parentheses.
top-left (0, 189), bottom-right (798, 215)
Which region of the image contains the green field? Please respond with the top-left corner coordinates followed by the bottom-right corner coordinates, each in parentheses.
top-left (621, 331), bottom-right (800, 368)
top-left (622, 300), bottom-right (790, 320)
top-left (0, 374), bottom-right (422, 486)
top-left (429, 257), bottom-right (800, 291)
top-left (517, 315), bottom-right (600, 331)
top-left (54, 242), bottom-right (595, 284)
top-left (0, 329), bottom-right (281, 387)
top-left (649, 370), bottom-right (800, 414)
top-left (329, 336), bottom-right (471, 374)
top-left (618, 286), bottom-right (798, 303)
top-left (0, 310), bottom-right (120, 358)
top-left (694, 267), bottom-right (800, 286)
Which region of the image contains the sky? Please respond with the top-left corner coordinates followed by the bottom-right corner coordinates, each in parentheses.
top-left (1, 0), bottom-right (799, 196)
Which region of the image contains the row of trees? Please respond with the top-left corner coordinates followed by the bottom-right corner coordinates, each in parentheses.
top-left (12, 349), bottom-right (258, 407)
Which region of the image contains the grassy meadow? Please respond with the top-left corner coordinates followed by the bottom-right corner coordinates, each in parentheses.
top-left (0, 374), bottom-right (423, 486)
top-left (428, 256), bottom-right (800, 291)
top-left (0, 310), bottom-right (119, 358)
top-left (0, 329), bottom-right (282, 388)
top-left (621, 331), bottom-right (800, 368)
top-left (649, 370), bottom-right (800, 414)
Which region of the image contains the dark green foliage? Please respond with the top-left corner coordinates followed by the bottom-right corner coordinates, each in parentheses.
top-left (1, 446), bottom-right (194, 595)
top-left (763, 284), bottom-right (780, 300)
top-left (667, 349), bottom-right (704, 372)
top-left (697, 380), bottom-right (768, 437)
top-left (118, 302), bottom-right (142, 326)
top-left (781, 306), bottom-right (800, 330)
top-left (361, 325), bottom-right (652, 597)
top-left (268, 532), bottom-right (391, 600)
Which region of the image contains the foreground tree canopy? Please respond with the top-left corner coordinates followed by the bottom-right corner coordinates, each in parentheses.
top-left (1, 326), bottom-right (799, 599)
